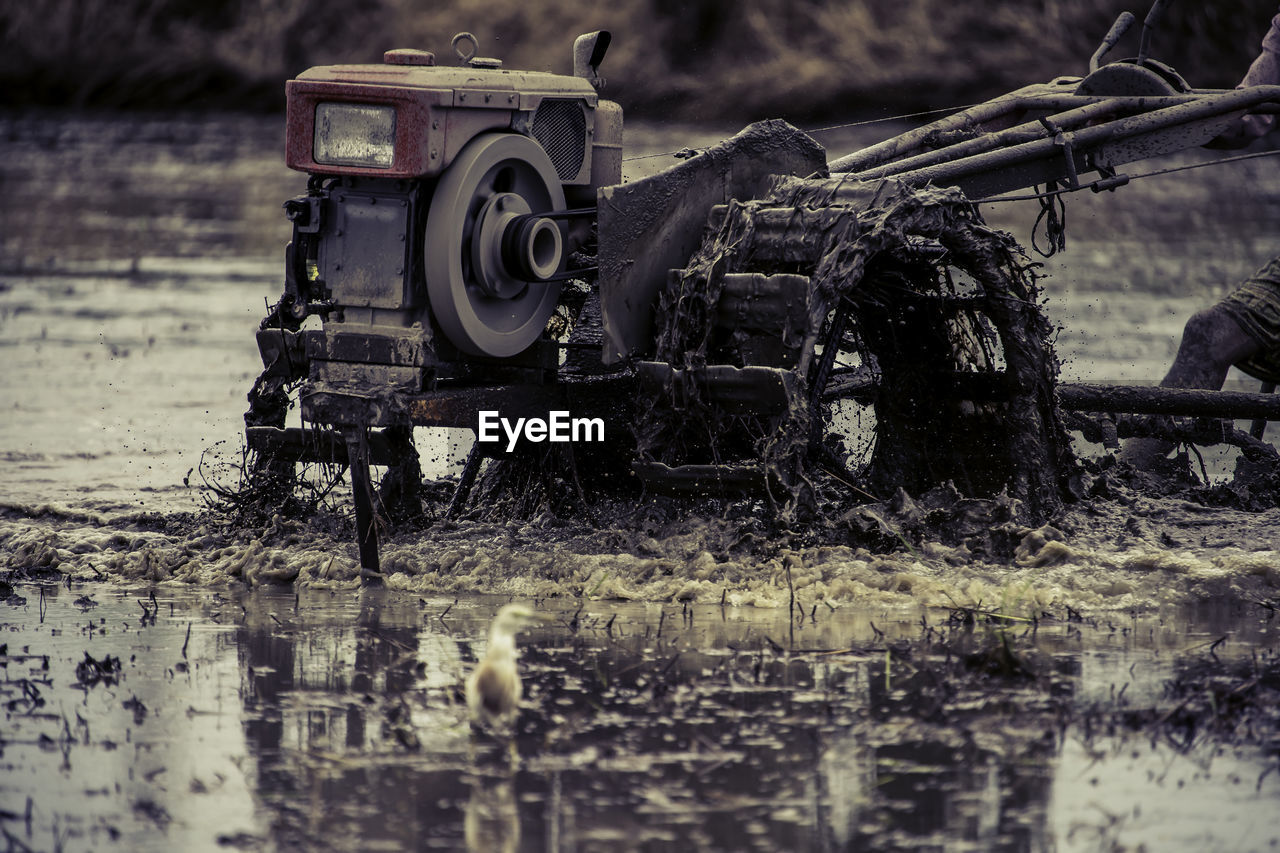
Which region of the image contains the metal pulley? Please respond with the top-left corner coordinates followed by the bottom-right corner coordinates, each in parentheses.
top-left (424, 132), bottom-right (566, 358)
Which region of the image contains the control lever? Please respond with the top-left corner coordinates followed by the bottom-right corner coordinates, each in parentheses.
top-left (1090, 11), bottom-right (1136, 73)
top-left (1137, 0), bottom-right (1174, 67)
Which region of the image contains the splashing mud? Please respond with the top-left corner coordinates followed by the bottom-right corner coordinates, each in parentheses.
top-left (5, 465), bottom-right (1280, 619)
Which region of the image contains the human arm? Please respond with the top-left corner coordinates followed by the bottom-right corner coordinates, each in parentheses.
top-left (1206, 13), bottom-right (1280, 149)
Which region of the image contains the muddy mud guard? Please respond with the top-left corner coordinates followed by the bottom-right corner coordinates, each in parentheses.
top-left (597, 120), bottom-right (826, 363)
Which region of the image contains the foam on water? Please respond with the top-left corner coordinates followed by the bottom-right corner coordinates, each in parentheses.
top-left (6, 495), bottom-right (1278, 617)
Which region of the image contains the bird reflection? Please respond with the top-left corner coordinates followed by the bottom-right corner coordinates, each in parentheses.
top-left (465, 604), bottom-right (543, 735)
top-left (464, 772), bottom-right (520, 853)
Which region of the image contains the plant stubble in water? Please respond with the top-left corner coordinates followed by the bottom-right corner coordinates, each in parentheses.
top-left (1, 587), bottom-right (1277, 852)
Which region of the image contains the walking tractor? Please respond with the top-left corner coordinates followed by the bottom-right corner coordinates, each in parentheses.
top-left (244, 3), bottom-right (1280, 578)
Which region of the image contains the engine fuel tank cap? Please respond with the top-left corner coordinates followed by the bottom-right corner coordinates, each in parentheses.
top-left (381, 48), bottom-right (437, 65)
top-left (384, 49), bottom-right (436, 66)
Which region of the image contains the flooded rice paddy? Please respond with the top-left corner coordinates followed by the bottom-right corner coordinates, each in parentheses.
top-left (2, 112), bottom-right (1280, 850)
top-left (5, 586), bottom-right (1278, 852)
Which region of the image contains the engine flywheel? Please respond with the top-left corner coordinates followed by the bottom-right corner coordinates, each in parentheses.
top-left (425, 133), bottom-right (566, 358)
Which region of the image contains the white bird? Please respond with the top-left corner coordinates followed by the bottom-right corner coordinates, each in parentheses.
top-left (465, 604), bottom-right (542, 733)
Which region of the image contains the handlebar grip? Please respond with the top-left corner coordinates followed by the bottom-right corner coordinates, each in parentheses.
top-left (1091, 12), bottom-right (1136, 73)
top-left (1138, 0), bottom-right (1173, 65)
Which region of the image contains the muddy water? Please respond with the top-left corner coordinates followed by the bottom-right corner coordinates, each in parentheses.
top-left (4, 586), bottom-right (1277, 852)
top-left (2, 112), bottom-right (1280, 851)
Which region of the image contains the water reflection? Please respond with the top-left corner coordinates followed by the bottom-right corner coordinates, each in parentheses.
top-left (466, 769), bottom-right (521, 853)
top-left (237, 593), bottom-right (459, 849)
top-left (3, 586), bottom-right (1275, 851)
top-left (221, 592), bottom-right (1277, 852)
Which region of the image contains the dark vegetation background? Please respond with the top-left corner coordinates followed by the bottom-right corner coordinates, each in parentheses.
top-left (0, 1), bottom-right (1276, 121)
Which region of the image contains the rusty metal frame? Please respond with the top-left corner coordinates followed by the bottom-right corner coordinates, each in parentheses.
top-left (296, 374), bottom-right (632, 432)
top-left (831, 83), bottom-right (1280, 198)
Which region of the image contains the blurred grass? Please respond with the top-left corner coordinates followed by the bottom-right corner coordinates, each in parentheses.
top-left (0, 0), bottom-right (1275, 121)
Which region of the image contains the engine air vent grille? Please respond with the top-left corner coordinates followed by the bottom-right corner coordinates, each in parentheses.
top-left (531, 99), bottom-right (587, 181)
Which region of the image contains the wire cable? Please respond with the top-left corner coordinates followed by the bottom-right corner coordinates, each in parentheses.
top-left (974, 147), bottom-right (1280, 204)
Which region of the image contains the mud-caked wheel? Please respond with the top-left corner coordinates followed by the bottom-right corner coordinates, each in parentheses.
top-left (636, 175), bottom-right (1074, 520)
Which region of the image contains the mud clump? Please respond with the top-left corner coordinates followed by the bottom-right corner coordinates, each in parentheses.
top-left (74, 651), bottom-right (122, 687)
top-left (464, 441), bottom-right (641, 524)
top-left (833, 482), bottom-right (1028, 560)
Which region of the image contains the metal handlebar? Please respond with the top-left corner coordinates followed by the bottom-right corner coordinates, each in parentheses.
top-left (1090, 12), bottom-right (1136, 73)
top-left (1137, 0), bottom-right (1174, 66)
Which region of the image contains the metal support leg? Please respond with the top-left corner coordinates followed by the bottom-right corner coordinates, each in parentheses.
top-left (1250, 381), bottom-right (1276, 440)
top-left (344, 426), bottom-right (382, 583)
